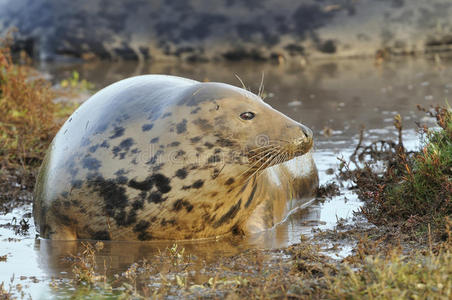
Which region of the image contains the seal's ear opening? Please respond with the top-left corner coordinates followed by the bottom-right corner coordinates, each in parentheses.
top-left (209, 101), bottom-right (220, 112)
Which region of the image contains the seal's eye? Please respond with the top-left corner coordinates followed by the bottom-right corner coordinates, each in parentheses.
top-left (240, 112), bottom-right (255, 120)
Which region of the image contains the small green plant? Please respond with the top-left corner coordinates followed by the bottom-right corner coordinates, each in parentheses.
top-left (167, 244), bottom-right (187, 266)
top-left (60, 71), bottom-right (94, 91)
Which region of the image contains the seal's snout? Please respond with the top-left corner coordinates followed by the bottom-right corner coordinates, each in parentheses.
top-left (288, 124), bottom-right (314, 157)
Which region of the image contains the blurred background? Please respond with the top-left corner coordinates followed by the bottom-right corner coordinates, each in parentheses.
top-left (1, 0), bottom-right (452, 62)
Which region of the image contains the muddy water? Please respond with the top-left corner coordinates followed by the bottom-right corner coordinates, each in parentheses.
top-left (1, 57), bottom-right (448, 297)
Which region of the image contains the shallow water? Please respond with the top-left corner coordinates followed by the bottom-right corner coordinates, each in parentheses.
top-left (1, 56), bottom-right (448, 297)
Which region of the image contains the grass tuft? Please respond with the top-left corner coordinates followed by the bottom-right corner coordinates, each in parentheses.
top-left (327, 246), bottom-right (452, 299)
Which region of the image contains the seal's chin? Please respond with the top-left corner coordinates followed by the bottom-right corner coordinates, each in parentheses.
top-left (246, 138), bottom-right (314, 172)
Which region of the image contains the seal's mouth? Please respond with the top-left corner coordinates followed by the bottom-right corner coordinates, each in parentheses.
top-left (244, 135), bottom-right (314, 175)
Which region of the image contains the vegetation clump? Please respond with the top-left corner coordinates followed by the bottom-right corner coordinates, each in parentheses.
top-left (0, 43), bottom-right (60, 168)
top-left (71, 242), bottom-right (106, 285)
top-left (0, 282), bottom-right (12, 300)
top-left (0, 41), bottom-right (77, 213)
top-left (340, 106), bottom-right (452, 237)
top-left (326, 243), bottom-right (452, 299)
top-left (315, 181), bottom-right (340, 199)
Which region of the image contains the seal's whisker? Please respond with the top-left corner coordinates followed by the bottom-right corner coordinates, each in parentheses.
top-left (258, 72), bottom-right (265, 98)
top-left (246, 144), bottom-right (297, 181)
top-left (248, 145), bottom-right (280, 159)
top-left (270, 149), bottom-right (286, 166)
top-left (249, 147), bottom-right (281, 166)
top-left (256, 150), bottom-right (283, 179)
top-left (271, 153), bottom-right (282, 167)
top-left (241, 149), bottom-right (281, 179)
top-left (247, 145), bottom-right (280, 159)
top-left (248, 144), bottom-right (279, 153)
top-left (272, 138), bottom-right (292, 143)
top-left (280, 152), bottom-right (290, 165)
top-left (244, 157), bottom-right (270, 182)
top-left (248, 149), bottom-right (277, 161)
top-left (267, 139), bottom-right (292, 144)
top-left (263, 147), bottom-right (292, 171)
top-left (247, 140), bottom-right (290, 154)
top-left (240, 149), bottom-right (280, 178)
top-left (249, 153), bottom-right (278, 180)
top-left (234, 74), bottom-right (247, 90)
top-left (277, 152), bottom-right (288, 166)
top-left (244, 149), bottom-right (281, 182)
top-left (282, 152), bottom-right (289, 163)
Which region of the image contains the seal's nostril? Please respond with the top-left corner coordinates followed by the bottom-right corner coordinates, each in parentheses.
top-left (299, 125), bottom-right (312, 139)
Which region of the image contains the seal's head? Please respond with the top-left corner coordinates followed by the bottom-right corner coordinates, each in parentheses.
top-left (173, 82), bottom-right (314, 178)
